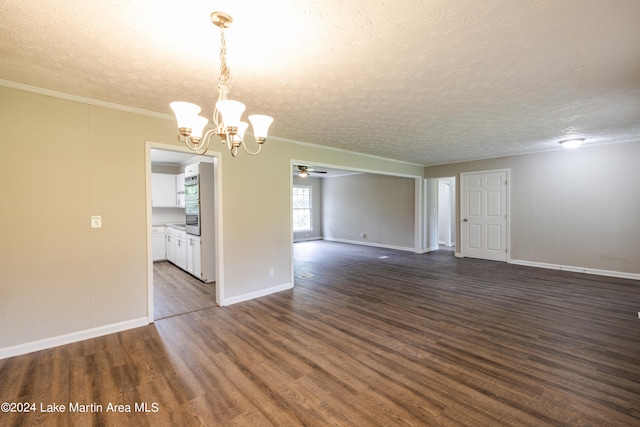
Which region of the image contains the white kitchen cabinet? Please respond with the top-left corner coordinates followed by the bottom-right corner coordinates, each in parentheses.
top-left (152, 226), bottom-right (166, 261)
top-left (185, 163), bottom-right (199, 177)
top-left (151, 173), bottom-right (177, 207)
top-left (186, 235), bottom-right (202, 278)
top-left (165, 233), bottom-right (176, 263)
top-left (176, 173), bottom-right (185, 207)
top-left (166, 226), bottom-right (187, 269)
top-left (164, 223), bottom-right (211, 282)
top-left (175, 235), bottom-right (187, 270)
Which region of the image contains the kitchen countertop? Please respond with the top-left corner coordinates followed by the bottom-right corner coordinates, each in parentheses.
top-left (153, 223), bottom-right (186, 230)
top-left (166, 224), bottom-right (186, 230)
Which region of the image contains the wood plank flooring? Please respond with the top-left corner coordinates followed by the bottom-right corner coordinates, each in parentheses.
top-left (1, 241), bottom-right (639, 426)
top-left (153, 261), bottom-right (216, 320)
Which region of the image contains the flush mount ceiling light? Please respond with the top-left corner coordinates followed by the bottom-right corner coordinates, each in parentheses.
top-left (559, 138), bottom-right (585, 149)
top-left (170, 11), bottom-right (274, 157)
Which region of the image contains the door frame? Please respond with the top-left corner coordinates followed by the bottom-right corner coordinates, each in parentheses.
top-left (459, 168), bottom-right (511, 262)
top-left (437, 178), bottom-right (456, 247)
top-left (145, 141), bottom-right (224, 322)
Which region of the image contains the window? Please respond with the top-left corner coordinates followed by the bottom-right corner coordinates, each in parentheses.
top-left (293, 186), bottom-right (312, 231)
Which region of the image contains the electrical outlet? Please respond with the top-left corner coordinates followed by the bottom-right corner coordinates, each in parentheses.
top-left (91, 215), bottom-right (102, 228)
top-left (269, 268), bottom-right (274, 278)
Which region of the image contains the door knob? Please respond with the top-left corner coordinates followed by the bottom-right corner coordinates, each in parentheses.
top-left (463, 218), bottom-right (468, 222)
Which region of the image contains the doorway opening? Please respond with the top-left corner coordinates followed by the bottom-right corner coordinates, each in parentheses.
top-left (145, 142), bottom-right (222, 322)
top-left (290, 159), bottom-right (425, 285)
top-left (437, 177), bottom-right (456, 252)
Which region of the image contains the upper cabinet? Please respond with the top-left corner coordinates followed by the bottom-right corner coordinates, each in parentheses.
top-left (185, 163), bottom-right (199, 177)
top-left (151, 169), bottom-right (195, 208)
top-left (151, 173), bottom-right (177, 207)
top-left (176, 173), bottom-right (185, 208)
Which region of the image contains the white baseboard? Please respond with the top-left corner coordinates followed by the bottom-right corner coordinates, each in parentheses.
top-left (323, 237), bottom-right (415, 252)
top-left (221, 282), bottom-right (293, 306)
top-left (0, 317), bottom-right (150, 360)
top-left (293, 236), bottom-right (323, 243)
top-left (510, 259), bottom-right (640, 281)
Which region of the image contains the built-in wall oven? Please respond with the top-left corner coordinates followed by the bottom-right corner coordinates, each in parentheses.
top-left (184, 175), bottom-right (200, 235)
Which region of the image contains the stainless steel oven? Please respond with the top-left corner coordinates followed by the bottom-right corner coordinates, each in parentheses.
top-left (184, 175), bottom-right (200, 235)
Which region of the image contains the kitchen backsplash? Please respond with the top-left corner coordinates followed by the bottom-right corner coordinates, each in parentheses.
top-left (152, 207), bottom-right (185, 225)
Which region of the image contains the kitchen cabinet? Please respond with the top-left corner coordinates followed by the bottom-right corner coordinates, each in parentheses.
top-left (152, 226), bottom-right (166, 261)
top-left (186, 235), bottom-right (202, 278)
top-left (166, 226), bottom-right (187, 270)
top-left (165, 233), bottom-right (176, 263)
top-left (151, 173), bottom-right (177, 207)
top-left (176, 235), bottom-right (187, 270)
top-left (164, 225), bottom-right (209, 282)
top-left (185, 163), bottom-right (199, 177)
top-left (176, 173), bottom-right (185, 208)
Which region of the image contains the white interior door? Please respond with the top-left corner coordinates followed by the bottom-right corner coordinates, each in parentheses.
top-left (461, 170), bottom-right (508, 261)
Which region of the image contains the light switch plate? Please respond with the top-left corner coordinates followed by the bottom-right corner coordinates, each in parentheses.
top-left (91, 215), bottom-right (102, 228)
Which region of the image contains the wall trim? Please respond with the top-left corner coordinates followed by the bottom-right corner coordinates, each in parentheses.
top-left (323, 237), bottom-right (415, 252)
top-left (510, 259), bottom-right (640, 281)
top-left (293, 236), bottom-right (323, 243)
top-left (221, 282), bottom-right (294, 307)
top-left (0, 317), bottom-right (150, 360)
top-left (0, 79), bottom-right (171, 120)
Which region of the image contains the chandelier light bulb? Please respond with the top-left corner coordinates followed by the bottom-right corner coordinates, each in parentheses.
top-left (170, 102), bottom-right (201, 133)
top-left (248, 114), bottom-right (274, 140)
top-left (216, 99), bottom-right (246, 130)
top-left (190, 116), bottom-right (209, 139)
top-left (233, 121), bottom-right (249, 148)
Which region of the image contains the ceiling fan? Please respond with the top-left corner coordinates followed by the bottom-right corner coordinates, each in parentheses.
top-left (294, 165), bottom-right (327, 177)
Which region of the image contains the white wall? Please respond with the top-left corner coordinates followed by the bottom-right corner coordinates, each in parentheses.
top-left (322, 173), bottom-right (416, 250)
top-left (0, 84), bottom-right (425, 358)
top-left (425, 141), bottom-right (640, 277)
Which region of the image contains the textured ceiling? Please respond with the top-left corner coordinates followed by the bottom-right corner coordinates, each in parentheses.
top-left (1, 0), bottom-right (639, 166)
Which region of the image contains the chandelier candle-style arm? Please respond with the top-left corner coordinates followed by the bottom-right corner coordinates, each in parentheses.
top-left (169, 10), bottom-right (274, 157)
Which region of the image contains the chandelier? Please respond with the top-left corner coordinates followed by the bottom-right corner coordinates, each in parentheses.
top-left (170, 11), bottom-right (274, 157)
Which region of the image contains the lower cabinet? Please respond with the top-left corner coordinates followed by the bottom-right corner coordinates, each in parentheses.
top-left (186, 235), bottom-right (202, 279)
top-left (152, 226), bottom-right (166, 261)
top-left (165, 233), bottom-right (176, 264)
top-left (165, 226), bottom-right (204, 281)
top-left (175, 236), bottom-right (187, 270)
top-left (166, 229), bottom-right (186, 269)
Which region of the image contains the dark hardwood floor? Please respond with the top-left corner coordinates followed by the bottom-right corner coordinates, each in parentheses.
top-left (1, 241), bottom-right (639, 426)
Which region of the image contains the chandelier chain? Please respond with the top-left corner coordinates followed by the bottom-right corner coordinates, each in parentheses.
top-left (217, 26), bottom-right (232, 96)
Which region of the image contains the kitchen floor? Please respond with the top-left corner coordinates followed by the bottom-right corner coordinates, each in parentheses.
top-left (153, 261), bottom-right (216, 320)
